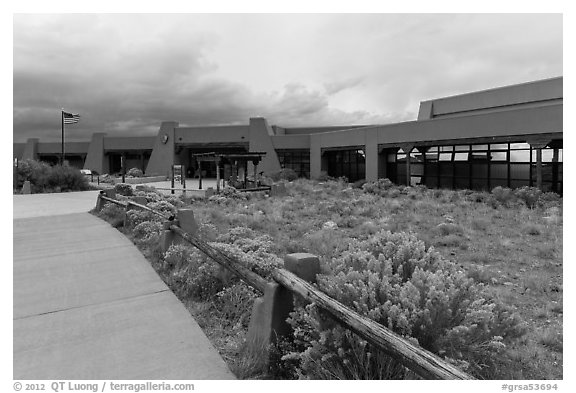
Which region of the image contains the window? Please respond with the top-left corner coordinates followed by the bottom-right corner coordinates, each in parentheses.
top-left (276, 149), bottom-right (310, 178)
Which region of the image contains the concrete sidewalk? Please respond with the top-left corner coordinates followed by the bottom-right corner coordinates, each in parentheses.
top-left (13, 193), bottom-right (235, 379)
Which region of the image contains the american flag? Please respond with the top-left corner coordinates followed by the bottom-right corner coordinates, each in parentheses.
top-left (62, 111), bottom-right (80, 124)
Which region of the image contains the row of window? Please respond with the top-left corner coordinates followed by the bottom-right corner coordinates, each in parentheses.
top-left (276, 149), bottom-right (311, 178)
top-left (387, 142), bottom-right (562, 193)
top-left (324, 149), bottom-right (366, 182)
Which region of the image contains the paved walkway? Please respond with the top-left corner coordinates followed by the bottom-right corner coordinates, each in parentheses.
top-left (13, 192), bottom-right (235, 380)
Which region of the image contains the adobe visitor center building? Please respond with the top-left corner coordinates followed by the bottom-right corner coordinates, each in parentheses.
top-left (13, 76), bottom-right (563, 193)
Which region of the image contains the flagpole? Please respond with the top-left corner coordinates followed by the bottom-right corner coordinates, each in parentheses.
top-left (61, 109), bottom-right (64, 166)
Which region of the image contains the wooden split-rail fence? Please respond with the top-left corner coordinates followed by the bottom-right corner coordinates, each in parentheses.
top-left (95, 190), bottom-right (474, 380)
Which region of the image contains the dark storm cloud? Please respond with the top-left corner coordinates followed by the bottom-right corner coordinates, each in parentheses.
top-left (13, 14), bottom-right (562, 142)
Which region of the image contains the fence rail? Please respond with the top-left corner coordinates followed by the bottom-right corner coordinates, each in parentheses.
top-left (95, 190), bottom-right (474, 380)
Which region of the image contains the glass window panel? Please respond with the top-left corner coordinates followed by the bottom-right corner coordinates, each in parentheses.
top-left (559, 149), bottom-right (563, 162)
top-left (439, 162), bottom-right (453, 175)
top-left (424, 177), bottom-right (438, 188)
top-left (425, 152), bottom-right (438, 161)
top-left (454, 152), bottom-right (469, 161)
top-left (490, 143), bottom-right (508, 150)
top-left (455, 145), bottom-right (470, 151)
top-left (471, 164), bottom-right (488, 178)
top-left (510, 150), bottom-right (531, 162)
top-left (411, 151), bottom-right (424, 162)
top-left (410, 176), bottom-right (422, 186)
top-left (426, 162), bottom-right (439, 176)
top-left (397, 164), bottom-right (407, 176)
top-left (491, 179), bottom-right (509, 188)
top-left (491, 163), bottom-right (508, 179)
top-left (472, 144), bottom-right (489, 151)
top-left (470, 152), bottom-right (489, 161)
top-left (510, 142), bottom-right (530, 150)
top-left (439, 153), bottom-right (452, 161)
top-left (510, 164), bottom-right (530, 179)
top-left (454, 177), bottom-right (469, 189)
top-left (427, 146), bottom-right (439, 153)
top-left (471, 178), bottom-right (489, 191)
top-left (387, 153), bottom-right (396, 162)
top-left (397, 148), bottom-right (405, 154)
top-left (510, 180), bottom-right (530, 189)
top-left (440, 177), bottom-right (453, 189)
top-left (490, 151), bottom-right (507, 161)
top-left (440, 146), bottom-right (453, 152)
top-left (397, 153), bottom-right (407, 161)
top-left (454, 162), bottom-right (469, 177)
top-left (530, 149), bottom-right (554, 162)
top-left (411, 163), bottom-right (424, 176)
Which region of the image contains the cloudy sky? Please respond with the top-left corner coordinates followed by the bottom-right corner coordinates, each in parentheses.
top-left (13, 13), bottom-right (562, 142)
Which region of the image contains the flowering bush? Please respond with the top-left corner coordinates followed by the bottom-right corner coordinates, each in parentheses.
top-left (513, 186), bottom-right (542, 209)
top-left (208, 186), bottom-right (248, 204)
top-left (132, 221), bottom-right (163, 243)
top-left (97, 203), bottom-right (125, 227)
top-left (114, 183), bottom-right (133, 196)
top-left (270, 168), bottom-right (299, 182)
top-left (362, 178), bottom-right (395, 197)
top-left (125, 209), bottom-right (159, 228)
top-left (147, 200), bottom-right (177, 215)
top-left (284, 230), bottom-right (526, 379)
top-left (213, 228), bottom-right (283, 279)
top-left (163, 244), bottom-right (224, 300)
top-left (126, 167), bottom-right (143, 177)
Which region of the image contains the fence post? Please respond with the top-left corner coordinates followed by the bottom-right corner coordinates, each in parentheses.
top-left (159, 208), bottom-right (199, 253)
top-left (245, 253), bottom-right (321, 359)
top-left (160, 218), bottom-right (178, 253)
top-left (22, 180), bottom-right (31, 195)
top-left (123, 202), bottom-right (130, 227)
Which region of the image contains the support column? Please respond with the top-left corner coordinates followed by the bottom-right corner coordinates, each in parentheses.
top-left (399, 144), bottom-right (415, 186)
top-left (527, 139), bottom-right (550, 191)
top-left (535, 148), bottom-right (543, 190)
top-left (216, 158), bottom-right (221, 193)
top-left (198, 160), bottom-right (203, 190)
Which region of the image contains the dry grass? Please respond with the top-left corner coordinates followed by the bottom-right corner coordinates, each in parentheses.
top-left (93, 178), bottom-right (562, 380)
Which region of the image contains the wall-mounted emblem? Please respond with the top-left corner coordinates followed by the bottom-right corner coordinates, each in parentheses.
top-left (161, 134), bottom-right (169, 144)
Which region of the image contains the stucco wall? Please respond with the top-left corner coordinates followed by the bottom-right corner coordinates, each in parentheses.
top-left (271, 134), bottom-right (310, 149)
top-left (103, 137), bottom-right (155, 151)
top-left (84, 133), bottom-right (107, 173)
top-left (175, 125), bottom-right (248, 144)
top-left (37, 142), bottom-right (90, 154)
top-left (145, 122), bottom-right (178, 177)
top-left (419, 76), bottom-right (562, 119)
top-left (248, 117), bottom-right (281, 174)
top-left (22, 139), bottom-right (39, 160)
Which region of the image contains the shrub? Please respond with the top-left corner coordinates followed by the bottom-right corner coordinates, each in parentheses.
top-left (269, 168), bottom-right (299, 182)
top-left (491, 186), bottom-right (516, 207)
top-left (114, 183), bottom-right (133, 196)
top-left (214, 283), bottom-right (258, 328)
top-left (132, 221), bottom-right (163, 243)
top-left (362, 178), bottom-right (395, 197)
top-left (97, 203), bottom-right (125, 227)
top-left (352, 179), bottom-right (367, 189)
top-left (16, 159), bottom-right (89, 193)
top-left (125, 209), bottom-right (159, 228)
top-left (126, 167), bottom-right (144, 177)
top-left (147, 200), bottom-right (177, 215)
top-left (513, 186), bottom-right (542, 208)
top-left (537, 192), bottom-right (562, 209)
top-left (163, 245), bottom-right (224, 300)
top-left (285, 230), bottom-right (526, 379)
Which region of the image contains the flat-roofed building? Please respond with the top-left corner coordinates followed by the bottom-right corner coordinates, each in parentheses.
top-left (14, 76), bottom-right (562, 192)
